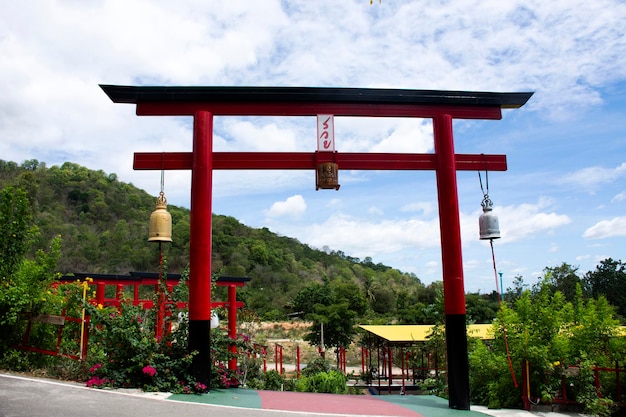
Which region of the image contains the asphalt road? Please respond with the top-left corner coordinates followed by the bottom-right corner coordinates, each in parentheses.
top-left (0, 374), bottom-right (307, 417)
top-left (0, 373), bottom-right (584, 417)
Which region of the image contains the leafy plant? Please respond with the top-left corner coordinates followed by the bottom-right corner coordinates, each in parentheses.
top-left (296, 370), bottom-right (347, 394)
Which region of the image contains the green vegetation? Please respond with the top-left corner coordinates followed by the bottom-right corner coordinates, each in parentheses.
top-left (470, 272), bottom-right (626, 415)
top-left (1, 159), bottom-right (625, 412)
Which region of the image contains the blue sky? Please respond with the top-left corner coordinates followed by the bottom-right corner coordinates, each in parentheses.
top-left (1, 1), bottom-right (625, 293)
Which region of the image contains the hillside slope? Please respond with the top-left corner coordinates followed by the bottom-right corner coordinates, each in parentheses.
top-left (0, 159), bottom-right (433, 319)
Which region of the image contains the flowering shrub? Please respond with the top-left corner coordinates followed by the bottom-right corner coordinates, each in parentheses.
top-left (79, 272), bottom-right (258, 393)
top-left (83, 299), bottom-right (206, 394)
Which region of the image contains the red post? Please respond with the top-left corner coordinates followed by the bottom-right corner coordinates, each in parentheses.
top-left (594, 365), bottom-right (601, 397)
top-left (275, 344), bottom-right (283, 374)
top-left (228, 285), bottom-right (237, 373)
top-left (388, 346), bottom-right (393, 386)
top-left (188, 111), bottom-right (214, 388)
top-left (361, 347), bottom-right (365, 374)
top-left (521, 359), bottom-right (531, 411)
top-left (296, 345), bottom-right (301, 378)
top-left (133, 284), bottom-right (139, 306)
top-left (401, 347), bottom-right (406, 395)
top-left (96, 283), bottom-right (105, 306)
top-left (434, 114), bottom-right (470, 410)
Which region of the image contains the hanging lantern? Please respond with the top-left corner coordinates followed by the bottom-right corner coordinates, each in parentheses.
top-left (148, 191), bottom-right (172, 242)
top-left (316, 162), bottom-right (340, 190)
top-left (479, 196), bottom-right (500, 240)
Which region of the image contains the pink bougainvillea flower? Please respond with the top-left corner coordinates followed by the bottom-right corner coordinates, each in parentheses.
top-left (86, 376), bottom-right (109, 388)
top-left (142, 365), bottom-right (157, 377)
top-left (89, 363), bottom-right (102, 374)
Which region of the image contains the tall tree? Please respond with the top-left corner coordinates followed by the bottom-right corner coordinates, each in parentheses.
top-left (536, 263), bottom-right (582, 303)
top-left (305, 302), bottom-right (357, 365)
top-left (584, 258), bottom-right (626, 319)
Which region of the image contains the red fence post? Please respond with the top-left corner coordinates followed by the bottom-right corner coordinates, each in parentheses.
top-left (96, 283), bottom-right (105, 306)
top-left (228, 285), bottom-right (237, 375)
top-left (296, 345), bottom-right (301, 378)
top-left (521, 359), bottom-right (531, 411)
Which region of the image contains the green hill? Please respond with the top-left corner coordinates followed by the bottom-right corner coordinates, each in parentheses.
top-left (1, 159), bottom-right (454, 320)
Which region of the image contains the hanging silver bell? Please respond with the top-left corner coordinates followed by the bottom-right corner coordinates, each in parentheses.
top-left (479, 196), bottom-right (501, 240)
top-left (148, 191), bottom-right (172, 242)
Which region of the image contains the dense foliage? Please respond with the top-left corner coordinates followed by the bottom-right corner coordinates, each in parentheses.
top-left (1, 159), bottom-right (625, 411)
top-left (470, 272), bottom-right (626, 416)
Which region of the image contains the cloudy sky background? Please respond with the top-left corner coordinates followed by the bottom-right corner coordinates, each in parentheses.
top-left (1, 1), bottom-right (625, 293)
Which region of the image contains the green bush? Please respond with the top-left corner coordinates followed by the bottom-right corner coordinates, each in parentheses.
top-left (296, 370), bottom-right (347, 394)
top-left (301, 357), bottom-right (331, 377)
top-left (262, 370), bottom-right (284, 391)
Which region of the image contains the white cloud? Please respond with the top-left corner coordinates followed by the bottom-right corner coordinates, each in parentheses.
top-left (583, 217), bottom-right (626, 239)
top-left (304, 213), bottom-right (441, 257)
top-left (557, 163), bottom-right (626, 191)
top-left (400, 202), bottom-right (436, 216)
top-left (493, 198), bottom-right (572, 242)
top-left (266, 195), bottom-right (307, 219)
top-left (612, 192), bottom-right (626, 202)
top-left (1, 0), bottom-right (626, 290)
top-left (464, 259), bottom-right (481, 271)
top-left (368, 206), bottom-right (384, 216)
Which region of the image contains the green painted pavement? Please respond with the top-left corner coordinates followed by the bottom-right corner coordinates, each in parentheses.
top-left (168, 388), bottom-right (261, 409)
top-left (375, 395), bottom-right (490, 417)
top-left (168, 389), bottom-right (493, 417)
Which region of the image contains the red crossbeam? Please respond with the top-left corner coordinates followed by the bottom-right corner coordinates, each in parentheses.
top-left (136, 102), bottom-right (502, 120)
top-left (134, 152), bottom-right (507, 171)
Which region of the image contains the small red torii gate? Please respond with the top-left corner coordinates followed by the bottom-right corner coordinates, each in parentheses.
top-left (101, 85), bottom-right (532, 410)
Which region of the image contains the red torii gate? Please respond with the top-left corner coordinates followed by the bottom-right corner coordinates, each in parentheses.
top-left (101, 85), bottom-right (532, 410)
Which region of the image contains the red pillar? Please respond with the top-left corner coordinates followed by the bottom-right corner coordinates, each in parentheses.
top-left (434, 114), bottom-right (470, 410)
top-left (188, 110), bottom-right (214, 388)
top-left (96, 283), bottom-right (105, 306)
top-left (228, 285), bottom-right (237, 373)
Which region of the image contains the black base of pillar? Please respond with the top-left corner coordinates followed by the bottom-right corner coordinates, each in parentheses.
top-left (446, 314), bottom-right (470, 410)
top-left (188, 320), bottom-right (211, 390)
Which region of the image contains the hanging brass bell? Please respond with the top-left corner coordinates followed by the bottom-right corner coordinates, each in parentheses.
top-left (148, 191), bottom-right (172, 242)
top-left (316, 162), bottom-right (340, 190)
top-left (479, 197), bottom-right (501, 240)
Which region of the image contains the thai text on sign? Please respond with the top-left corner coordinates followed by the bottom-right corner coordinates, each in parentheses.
top-left (317, 115), bottom-right (335, 151)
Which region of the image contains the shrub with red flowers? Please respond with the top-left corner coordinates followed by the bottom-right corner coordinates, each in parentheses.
top-left (81, 271), bottom-right (258, 394)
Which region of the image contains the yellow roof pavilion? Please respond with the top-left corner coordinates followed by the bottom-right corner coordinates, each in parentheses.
top-left (359, 324), bottom-right (495, 343)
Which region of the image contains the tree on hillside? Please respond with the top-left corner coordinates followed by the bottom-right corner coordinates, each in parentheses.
top-left (584, 258), bottom-right (626, 320)
top-left (292, 282), bottom-right (333, 315)
top-left (305, 302), bottom-right (357, 366)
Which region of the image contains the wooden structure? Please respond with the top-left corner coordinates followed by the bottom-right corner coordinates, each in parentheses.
top-left (101, 84), bottom-right (532, 408)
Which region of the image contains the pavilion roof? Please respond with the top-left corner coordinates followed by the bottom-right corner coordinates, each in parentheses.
top-left (359, 324), bottom-right (495, 343)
